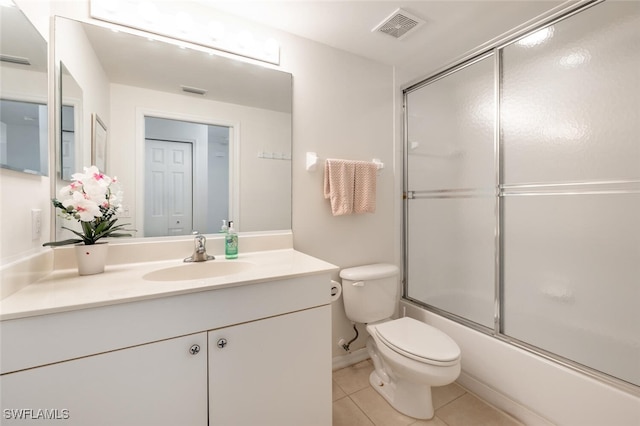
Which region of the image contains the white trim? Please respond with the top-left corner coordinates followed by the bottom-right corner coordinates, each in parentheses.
top-left (332, 347), bottom-right (369, 371)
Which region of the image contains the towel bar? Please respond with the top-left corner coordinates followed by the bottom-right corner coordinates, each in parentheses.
top-left (305, 152), bottom-right (384, 172)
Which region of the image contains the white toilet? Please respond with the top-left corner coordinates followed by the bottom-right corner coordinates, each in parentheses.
top-left (340, 263), bottom-right (461, 420)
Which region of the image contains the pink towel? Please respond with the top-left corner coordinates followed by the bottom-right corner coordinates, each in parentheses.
top-left (354, 161), bottom-right (377, 214)
top-left (324, 159), bottom-right (377, 216)
top-left (324, 159), bottom-right (355, 215)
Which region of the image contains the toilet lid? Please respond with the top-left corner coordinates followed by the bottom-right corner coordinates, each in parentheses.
top-left (374, 317), bottom-right (461, 364)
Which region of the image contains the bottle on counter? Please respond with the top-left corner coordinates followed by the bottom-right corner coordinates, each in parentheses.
top-left (225, 221), bottom-right (238, 259)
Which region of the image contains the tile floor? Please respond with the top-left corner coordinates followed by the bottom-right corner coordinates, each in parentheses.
top-left (333, 360), bottom-right (524, 426)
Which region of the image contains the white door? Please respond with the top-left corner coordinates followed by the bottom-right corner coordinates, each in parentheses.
top-left (0, 333), bottom-right (208, 426)
top-left (144, 139), bottom-right (193, 237)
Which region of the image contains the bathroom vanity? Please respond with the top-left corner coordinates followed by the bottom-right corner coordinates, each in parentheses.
top-left (0, 248), bottom-right (337, 425)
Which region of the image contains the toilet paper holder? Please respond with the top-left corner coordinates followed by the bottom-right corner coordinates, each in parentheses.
top-left (330, 280), bottom-right (342, 302)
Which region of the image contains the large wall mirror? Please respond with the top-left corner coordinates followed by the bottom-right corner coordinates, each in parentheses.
top-left (0, 3), bottom-right (48, 176)
top-left (54, 17), bottom-right (292, 241)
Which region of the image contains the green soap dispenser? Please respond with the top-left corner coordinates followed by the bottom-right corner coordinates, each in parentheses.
top-left (225, 221), bottom-right (238, 259)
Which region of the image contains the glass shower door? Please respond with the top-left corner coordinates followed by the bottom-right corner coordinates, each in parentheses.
top-left (405, 54), bottom-right (496, 329)
top-left (500, 1), bottom-right (640, 386)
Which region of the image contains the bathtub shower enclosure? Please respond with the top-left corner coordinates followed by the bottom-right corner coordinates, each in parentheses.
top-left (403, 0), bottom-right (639, 392)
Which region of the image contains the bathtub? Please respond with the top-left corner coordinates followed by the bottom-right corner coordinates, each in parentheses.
top-left (401, 300), bottom-right (640, 426)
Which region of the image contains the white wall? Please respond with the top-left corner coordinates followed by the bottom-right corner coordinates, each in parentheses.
top-left (276, 36), bottom-right (395, 356)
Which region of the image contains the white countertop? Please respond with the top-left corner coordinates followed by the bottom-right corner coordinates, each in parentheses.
top-left (0, 249), bottom-right (338, 321)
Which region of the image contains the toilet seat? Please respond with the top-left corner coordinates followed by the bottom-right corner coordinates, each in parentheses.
top-left (373, 317), bottom-right (461, 366)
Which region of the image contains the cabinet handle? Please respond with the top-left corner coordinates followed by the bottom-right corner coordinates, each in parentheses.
top-left (217, 338), bottom-right (228, 349)
top-left (189, 344), bottom-right (201, 355)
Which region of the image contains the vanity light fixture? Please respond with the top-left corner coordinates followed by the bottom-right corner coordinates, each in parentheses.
top-left (137, 1), bottom-right (159, 24)
top-left (90, 0), bottom-right (280, 65)
top-left (175, 11), bottom-right (193, 34)
top-left (208, 21), bottom-right (225, 42)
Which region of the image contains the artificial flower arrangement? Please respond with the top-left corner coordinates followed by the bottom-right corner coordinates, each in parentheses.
top-left (44, 166), bottom-right (134, 247)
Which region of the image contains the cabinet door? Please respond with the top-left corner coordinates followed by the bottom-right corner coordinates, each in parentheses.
top-left (209, 305), bottom-right (331, 426)
top-left (0, 333), bottom-right (207, 426)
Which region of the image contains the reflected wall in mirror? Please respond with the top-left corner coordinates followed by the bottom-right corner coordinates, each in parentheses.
top-left (60, 63), bottom-right (83, 181)
top-left (0, 2), bottom-right (48, 176)
top-left (54, 17), bottom-right (292, 241)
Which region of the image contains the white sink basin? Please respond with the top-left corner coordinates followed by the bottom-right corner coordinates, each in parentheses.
top-left (143, 261), bottom-right (253, 282)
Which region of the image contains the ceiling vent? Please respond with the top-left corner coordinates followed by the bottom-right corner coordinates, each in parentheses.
top-left (372, 8), bottom-right (425, 40)
top-left (181, 85), bottom-right (207, 95)
top-left (0, 54), bottom-right (31, 66)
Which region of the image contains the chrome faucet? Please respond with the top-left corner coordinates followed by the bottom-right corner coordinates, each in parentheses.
top-left (184, 231), bottom-right (215, 262)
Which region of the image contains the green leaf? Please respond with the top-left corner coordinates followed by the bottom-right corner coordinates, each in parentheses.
top-left (43, 238), bottom-right (83, 247)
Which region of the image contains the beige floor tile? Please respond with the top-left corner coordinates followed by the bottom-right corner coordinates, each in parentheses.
top-left (410, 416), bottom-right (449, 426)
top-left (333, 379), bottom-right (347, 401)
top-left (350, 386), bottom-right (415, 426)
top-left (333, 396), bottom-right (375, 426)
top-left (432, 382), bottom-right (467, 410)
top-left (332, 360), bottom-right (374, 395)
top-left (437, 393), bottom-right (523, 426)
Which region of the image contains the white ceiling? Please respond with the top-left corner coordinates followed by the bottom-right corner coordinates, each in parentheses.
top-left (199, 1), bottom-right (566, 81)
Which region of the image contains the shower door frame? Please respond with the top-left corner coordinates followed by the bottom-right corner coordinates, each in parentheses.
top-left (401, 0), bottom-right (639, 395)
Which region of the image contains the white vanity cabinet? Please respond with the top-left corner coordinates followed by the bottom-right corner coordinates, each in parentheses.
top-left (0, 333), bottom-right (208, 425)
top-left (209, 305), bottom-right (331, 426)
top-left (1, 264), bottom-right (334, 426)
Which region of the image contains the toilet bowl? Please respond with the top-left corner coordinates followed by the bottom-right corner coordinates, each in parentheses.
top-left (340, 264), bottom-right (461, 420)
top-left (366, 317), bottom-right (461, 419)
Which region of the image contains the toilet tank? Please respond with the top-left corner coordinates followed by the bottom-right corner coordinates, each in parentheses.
top-left (340, 263), bottom-right (399, 324)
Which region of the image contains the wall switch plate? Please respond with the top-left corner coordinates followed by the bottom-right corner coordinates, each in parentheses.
top-left (31, 209), bottom-right (42, 240)
top-left (119, 205), bottom-right (131, 218)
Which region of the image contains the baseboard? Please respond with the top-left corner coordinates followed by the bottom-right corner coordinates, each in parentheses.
top-left (332, 347), bottom-right (369, 371)
top-left (457, 371), bottom-right (554, 426)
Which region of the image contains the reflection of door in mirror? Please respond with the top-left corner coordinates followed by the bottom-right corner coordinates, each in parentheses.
top-left (144, 116), bottom-right (230, 237)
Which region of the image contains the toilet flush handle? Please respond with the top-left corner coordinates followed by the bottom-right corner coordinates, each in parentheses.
top-left (352, 281), bottom-right (365, 287)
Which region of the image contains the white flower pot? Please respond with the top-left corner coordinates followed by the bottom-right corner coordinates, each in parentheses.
top-left (75, 242), bottom-right (109, 275)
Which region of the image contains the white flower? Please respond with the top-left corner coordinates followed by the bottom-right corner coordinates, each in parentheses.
top-left (62, 191), bottom-right (102, 221)
top-left (45, 165), bottom-right (134, 247)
